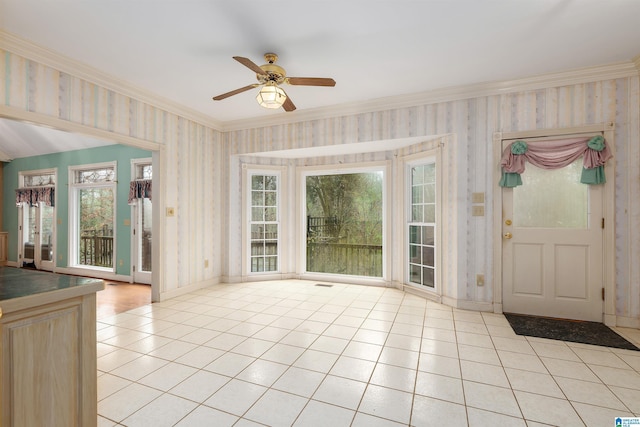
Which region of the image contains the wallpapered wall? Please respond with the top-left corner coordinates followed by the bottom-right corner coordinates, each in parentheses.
top-left (1, 47), bottom-right (639, 323)
top-left (224, 81), bottom-right (640, 324)
top-left (1, 49), bottom-right (223, 294)
top-left (2, 144), bottom-right (151, 275)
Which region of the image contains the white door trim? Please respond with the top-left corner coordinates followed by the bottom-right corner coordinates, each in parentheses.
top-left (492, 122), bottom-right (616, 325)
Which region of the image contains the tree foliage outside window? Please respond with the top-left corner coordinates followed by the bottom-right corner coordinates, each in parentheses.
top-left (306, 171), bottom-right (383, 277)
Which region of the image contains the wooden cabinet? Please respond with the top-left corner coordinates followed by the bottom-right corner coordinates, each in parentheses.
top-left (0, 278), bottom-right (101, 426)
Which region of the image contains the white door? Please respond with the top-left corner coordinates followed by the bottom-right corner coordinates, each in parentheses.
top-left (19, 203), bottom-right (55, 271)
top-left (502, 159), bottom-right (603, 321)
top-left (132, 198), bottom-right (152, 284)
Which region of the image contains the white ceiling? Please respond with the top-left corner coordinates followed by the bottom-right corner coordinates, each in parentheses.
top-left (1, 0), bottom-right (640, 159)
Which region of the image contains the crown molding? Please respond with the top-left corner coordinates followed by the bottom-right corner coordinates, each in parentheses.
top-left (223, 60), bottom-right (639, 131)
top-left (0, 30), bottom-right (225, 132)
top-left (2, 31), bottom-right (638, 134)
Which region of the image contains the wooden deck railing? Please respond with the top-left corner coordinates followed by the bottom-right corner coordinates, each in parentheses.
top-left (80, 235), bottom-right (113, 267)
top-left (307, 242), bottom-right (382, 277)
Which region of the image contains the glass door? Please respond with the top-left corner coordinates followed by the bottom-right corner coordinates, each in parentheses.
top-left (131, 160), bottom-right (152, 284)
top-left (19, 202), bottom-right (55, 271)
top-left (132, 198), bottom-right (152, 284)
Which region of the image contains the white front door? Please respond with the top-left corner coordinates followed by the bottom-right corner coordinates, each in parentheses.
top-left (502, 159), bottom-right (603, 321)
top-left (19, 202), bottom-right (55, 271)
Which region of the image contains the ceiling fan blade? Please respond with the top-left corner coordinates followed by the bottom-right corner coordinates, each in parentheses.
top-left (287, 77), bottom-right (336, 87)
top-left (212, 84), bottom-right (258, 101)
top-left (233, 56), bottom-right (267, 75)
top-left (282, 92), bottom-right (296, 112)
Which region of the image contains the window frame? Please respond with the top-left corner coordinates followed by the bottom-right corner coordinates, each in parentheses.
top-left (244, 166), bottom-right (283, 276)
top-left (299, 162), bottom-right (388, 281)
top-left (405, 153), bottom-right (440, 294)
top-left (68, 161), bottom-right (117, 272)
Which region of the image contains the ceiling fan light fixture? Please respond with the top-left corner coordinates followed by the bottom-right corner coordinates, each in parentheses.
top-left (256, 81), bottom-right (286, 109)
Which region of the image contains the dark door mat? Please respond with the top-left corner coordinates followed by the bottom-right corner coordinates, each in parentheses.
top-left (504, 313), bottom-right (639, 351)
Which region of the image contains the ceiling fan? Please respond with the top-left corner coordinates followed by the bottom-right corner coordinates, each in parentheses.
top-left (212, 53), bottom-right (336, 112)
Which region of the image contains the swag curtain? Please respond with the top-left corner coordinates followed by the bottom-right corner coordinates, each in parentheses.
top-left (128, 179), bottom-right (152, 205)
top-left (499, 135), bottom-right (612, 188)
top-left (15, 187), bottom-right (55, 207)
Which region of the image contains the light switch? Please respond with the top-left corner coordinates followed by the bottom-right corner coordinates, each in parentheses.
top-left (472, 192), bottom-right (485, 204)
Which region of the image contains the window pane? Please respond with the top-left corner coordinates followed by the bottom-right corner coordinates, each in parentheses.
top-left (78, 187), bottom-right (114, 267)
top-left (423, 183), bottom-right (436, 203)
top-left (410, 245), bottom-right (421, 263)
top-left (422, 267), bottom-right (435, 288)
top-left (513, 160), bottom-right (587, 228)
top-left (306, 172), bottom-right (383, 277)
top-left (251, 207), bottom-right (263, 222)
top-left (251, 191), bottom-right (263, 206)
top-left (409, 226), bottom-right (420, 244)
top-left (252, 175), bottom-right (264, 190)
top-left (409, 265), bottom-right (421, 284)
top-left (265, 176), bottom-right (277, 191)
top-left (264, 207), bottom-right (277, 221)
top-left (422, 246), bottom-right (434, 267)
top-left (424, 204), bottom-right (436, 223)
top-left (412, 205), bottom-right (423, 223)
top-left (265, 191), bottom-right (277, 207)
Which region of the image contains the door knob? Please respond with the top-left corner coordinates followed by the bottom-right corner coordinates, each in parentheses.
top-left (504, 232), bottom-right (512, 239)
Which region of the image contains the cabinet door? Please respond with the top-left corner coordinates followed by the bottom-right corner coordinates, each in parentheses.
top-left (1, 296), bottom-right (97, 427)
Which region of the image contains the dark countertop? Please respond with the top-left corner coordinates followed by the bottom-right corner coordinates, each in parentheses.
top-left (0, 267), bottom-right (104, 301)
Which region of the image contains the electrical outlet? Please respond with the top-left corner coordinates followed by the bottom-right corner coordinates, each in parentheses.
top-left (476, 274), bottom-right (485, 286)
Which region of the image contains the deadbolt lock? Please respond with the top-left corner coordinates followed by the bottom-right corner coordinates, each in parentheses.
top-left (505, 219), bottom-right (512, 226)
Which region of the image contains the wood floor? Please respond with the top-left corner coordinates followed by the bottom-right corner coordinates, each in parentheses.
top-left (96, 280), bottom-right (151, 320)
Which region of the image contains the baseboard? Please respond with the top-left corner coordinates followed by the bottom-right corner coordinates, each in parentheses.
top-left (54, 266), bottom-right (131, 282)
top-left (402, 284), bottom-right (442, 303)
top-left (159, 277), bottom-right (219, 301)
top-left (614, 315), bottom-right (640, 329)
top-left (298, 273), bottom-right (390, 287)
top-left (441, 296), bottom-right (495, 312)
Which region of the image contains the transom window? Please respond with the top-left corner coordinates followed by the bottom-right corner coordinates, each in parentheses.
top-left (22, 172), bottom-right (56, 187)
top-left (74, 167), bottom-right (115, 184)
top-left (136, 164), bottom-right (153, 180)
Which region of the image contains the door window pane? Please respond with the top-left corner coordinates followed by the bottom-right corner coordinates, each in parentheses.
top-left (78, 188), bottom-right (114, 267)
top-left (513, 160), bottom-right (587, 228)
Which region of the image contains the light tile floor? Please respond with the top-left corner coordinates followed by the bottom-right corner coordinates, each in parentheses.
top-left (97, 280), bottom-right (640, 427)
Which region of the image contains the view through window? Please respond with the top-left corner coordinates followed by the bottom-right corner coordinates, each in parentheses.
top-left (306, 171), bottom-right (383, 277)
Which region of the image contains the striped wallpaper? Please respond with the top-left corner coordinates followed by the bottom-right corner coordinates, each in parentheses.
top-left (1, 47), bottom-right (639, 325)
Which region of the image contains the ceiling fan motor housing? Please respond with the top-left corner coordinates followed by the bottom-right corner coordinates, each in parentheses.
top-left (258, 53), bottom-right (286, 84)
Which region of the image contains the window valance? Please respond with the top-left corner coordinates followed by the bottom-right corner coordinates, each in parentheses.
top-left (499, 135), bottom-right (612, 188)
top-left (128, 179), bottom-right (152, 205)
top-left (15, 187), bottom-right (55, 207)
